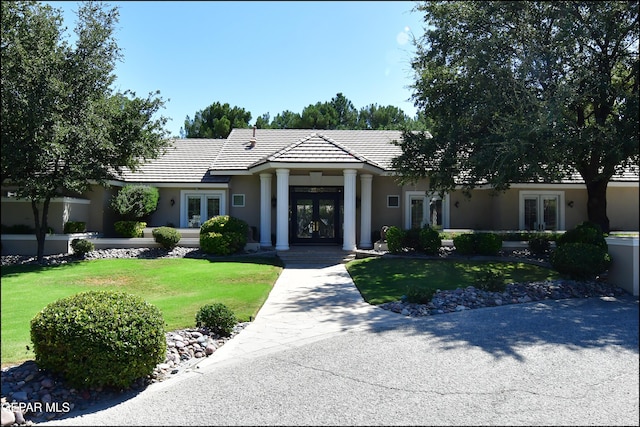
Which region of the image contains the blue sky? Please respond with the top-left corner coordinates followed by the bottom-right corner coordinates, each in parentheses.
top-left (46, 1), bottom-right (424, 137)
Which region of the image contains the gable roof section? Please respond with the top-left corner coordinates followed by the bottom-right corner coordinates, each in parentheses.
top-left (118, 139), bottom-right (229, 183)
top-left (254, 132), bottom-right (370, 166)
top-left (209, 129), bottom-right (404, 173)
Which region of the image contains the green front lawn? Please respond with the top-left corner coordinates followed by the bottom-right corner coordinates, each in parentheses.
top-left (1, 257), bottom-right (282, 367)
top-left (346, 257), bottom-right (559, 305)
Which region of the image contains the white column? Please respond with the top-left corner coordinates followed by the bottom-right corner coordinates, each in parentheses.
top-left (359, 174), bottom-right (373, 249)
top-left (259, 173), bottom-right (272, 247)
top-left (275, 169), bottom-right (290, 251)
top-left (343, 169), bottom-right (357, 251)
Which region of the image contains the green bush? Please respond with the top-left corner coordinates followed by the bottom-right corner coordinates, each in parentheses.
top-left (550, 242), bottom-right (612, 280)
top-left (114, 220), bottom-right (146, 238)
top-left (199, 216), bottom-right (248, 255)
top-left (475, 269), bottom-right (507, 292)
top-left (385, 226), bottom-right (405, 254)
top-left (528, 236), bottom-right (551, 255)
top-left (557, 221), bottom-right (608, 251)
top-left (110, 185), bottom-right (159, 221)
top-left (453, 233), bottom-right (502, 256)
top-left (475, 233), bottom-right (502, 256)
top-left (152, 226), bottom-right (181, 250)
top-left (1, 224), bottom-right (35, 234)
top-left (195, 303), bottom-right (237, 337)
top-left (71, 238), bottom-right (94, 255)
top-left (453, 233), bottom-right (476, 255)
top-left (30, 291), bottom-right (166, 389)
top-left (404, 285), bottom-right (436, 304)
top-left (63, 221), bottom-right (86, 233)
top-left (418, 226), bottom-right (442, 255)
top-left (403, 228), bottom-right (421, 251)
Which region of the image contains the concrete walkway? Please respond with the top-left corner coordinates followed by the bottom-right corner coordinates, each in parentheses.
top-left (43, 256), bottom-right (639, 426)
top-left (193, 262), bottom-right (409, 370)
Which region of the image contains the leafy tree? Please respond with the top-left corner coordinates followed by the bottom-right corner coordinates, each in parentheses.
top-left (1, 1), bottom-right (170, 262)
top-left (331, 92), bottom-right (358, 129)
top-left (254, 113), bottom-right (271, 129)
top-left (357, 104), bottom-right (412, 130)
top-left (392, 1), bottom-right (639, 233)
top-left (298, 101), bottom-right (339, 129)
top-left (270, 110), bottom-right (302, 129)
top-left (183, 102), bottom-right (251, 138)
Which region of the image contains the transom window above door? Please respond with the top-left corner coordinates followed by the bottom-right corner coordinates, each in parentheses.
top-left (180, 190), bottom-right (226, 228)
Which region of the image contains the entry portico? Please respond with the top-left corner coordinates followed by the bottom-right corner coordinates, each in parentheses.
top-left (209, 129), bottom-right (395, 251)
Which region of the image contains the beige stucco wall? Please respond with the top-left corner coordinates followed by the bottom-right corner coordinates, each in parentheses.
top-left (1, 197), bottom-right (91, 234)
top-left (370, 176), bottom-right (404, 232)
top-left (448, 190), bottom-right (494, 229)
top-left (228, 175), bottom-right (262, 240)
top-left (607, 186), bottom-right (639, 231)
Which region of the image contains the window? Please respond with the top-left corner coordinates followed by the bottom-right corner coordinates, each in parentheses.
top-left (519, 191), bottom-right (564, 231)
top-left (405, 191), bottom-right (449, 229)
top-left (387, 195), bottom-right (400, 208)
top-left (180, 190), bottom-right (226, 228)
top-left (232, 194), bottom-right (245, 207)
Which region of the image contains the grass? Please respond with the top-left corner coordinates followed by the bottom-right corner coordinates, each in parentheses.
top-left (346, 257), bottom-right (559, 305)
top-left (1, 257), bottom-right (282, 367)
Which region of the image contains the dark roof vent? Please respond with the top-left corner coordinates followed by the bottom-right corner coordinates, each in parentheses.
top-left (248, 126), bottom-right (257, 148)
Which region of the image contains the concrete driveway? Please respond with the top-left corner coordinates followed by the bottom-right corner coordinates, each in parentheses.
top-left (43, 264), bottom-right (639, 426)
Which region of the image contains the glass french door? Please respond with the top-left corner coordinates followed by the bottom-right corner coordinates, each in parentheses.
top-left (186, 195), bottom-right (220, 228)
top-left (523, 195), bottom-right (559, 231)
top-left (290, 188), bottom-right (341, 244)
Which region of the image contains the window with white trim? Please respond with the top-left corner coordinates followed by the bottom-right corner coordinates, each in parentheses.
top-left (232, 194), bottom-right (245, 207)
top-left (519, 191), bottom-right (564, 231)
top-left (405, 191), bottom-right (449, 229)
top-left (181, 190), bottom-right (226, 228)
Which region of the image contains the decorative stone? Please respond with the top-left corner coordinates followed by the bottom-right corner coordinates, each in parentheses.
top-left (1, 408), bottom-right (15, 427)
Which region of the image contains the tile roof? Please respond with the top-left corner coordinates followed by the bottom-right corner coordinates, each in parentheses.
top-left (115, 129), bottom-right (638, 185)
top-left (118, 139), bottom-right (228, 183)
top-left (211, 128), bottom-right (405, 171)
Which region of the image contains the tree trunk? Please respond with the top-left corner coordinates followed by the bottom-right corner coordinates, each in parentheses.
top-left (585, 179), bottom-right (610, 234)
top-left (31, 198), bottom-right (52, 264)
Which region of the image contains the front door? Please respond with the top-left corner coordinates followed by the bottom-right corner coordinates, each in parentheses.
top-left (291, 187), bottom-right (342, 244)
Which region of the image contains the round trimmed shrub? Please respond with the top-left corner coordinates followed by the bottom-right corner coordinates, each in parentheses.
top-left (64, 221), bottom-right (86, 233)
top-left (152, 226), bottom-right (181, 250)
top-left (475, 233), bottom-right (502, 256)
top-left (195, 303), bottom-right (237, 337)
top-left (114, 220), bottom-right (146, 238)
top-left (550, 242), bottom-right (612, 280)
top-left (475, 269), bottom-right (506, 292)
top-left (403, 228), bottom-right (421, 251)
top-left (419, 226), bottom-right (442, 255)
top-left (199, 216), bottom-right (248, 255)
top-left (30, 291), bottom-right (166, 389)
top-left (557, 221), bottom-right (607, 251)
top-left (385, 226), bottom-right (405, 254)
top-left (404, 285), bottom-right (435, 304)
top-left (110, 184), bottom-right (159, 221)
top-left (453, 233), bottom-right (475, 255)
top-left (528, 236), bottom-right (551, 255)
top-left (71, 238), bottom-right (94, 255)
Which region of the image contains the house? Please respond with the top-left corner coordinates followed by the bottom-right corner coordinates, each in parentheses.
top-left (1, 128), bottom-right (638, 254)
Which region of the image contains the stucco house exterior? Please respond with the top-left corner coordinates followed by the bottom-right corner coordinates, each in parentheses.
top-left (1, 128), bottom-right (639, 254)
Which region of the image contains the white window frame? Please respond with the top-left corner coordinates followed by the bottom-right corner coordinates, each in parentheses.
top-left (519, 190), bottom-right (565, 231)
top-left (387, 195), bottom-right (400, 208)
top-left (232, 194), bottom-right (245, 208)
top-left (180, 190), bottom-right (226, 228)
top-left (404, 191), bottom-right (450, 229)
